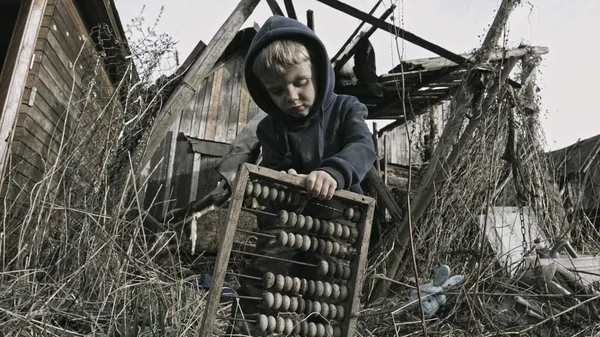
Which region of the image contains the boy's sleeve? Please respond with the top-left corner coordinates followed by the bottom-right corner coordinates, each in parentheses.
top-left (256, 118), bottom-right (291, 172)
top-left (318, 97), bottom-right (376, 189)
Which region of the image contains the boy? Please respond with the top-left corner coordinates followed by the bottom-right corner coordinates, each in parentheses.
top-left (235, 16), bottom-right (375, 333)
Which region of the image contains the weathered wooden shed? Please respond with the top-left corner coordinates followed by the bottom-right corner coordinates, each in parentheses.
top-left (0, 0), bottom-right (128, 214)
top-left (140, 27), bottom-right (264, 218)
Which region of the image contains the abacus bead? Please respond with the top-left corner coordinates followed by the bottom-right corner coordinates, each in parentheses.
top-left (261, 185), bottom-right (270, 199)
top-left (245, 182), bottom-right (253, 196)
top-left (292, 277), bottom-right (301, 293)
top-left (341, 225), bottom-right (350, 240)
top-left (275, 274), bottom-right (285, 292)
top-left (324, 241), bottom-right (334, 256)
top-left (289, 296), bottom-right (299, 312)
top-left (317, 260), bottom-right (329, 276)
top-left (313, 219), bottom-right (321, 233)
top-left (292, 192), bottom-right (301, 206)
top-left (317, 323), bottom-right (326, 337)
top-left (277, 231), bottom-right (288, 246)
top-left (338, 245), bottom-right (348, 259)
top-left (343, 265), bottom-right (351, 280)
top-left (277, 189), bottom-right (286, 203)
top-left (284, 318), bottom-right (294, 335)
top-left (285, 191), bottom-right (294, 204)
top-left (326, 221), bottom-right (336, 237)
top-left (333, 326), bottom-right (343, 337)
top-left (275, 316), bottom-right (285, 333)
top-left (323, 282), bottom-right (332, 298)
top-left (257, 314), bottom-right (268, 332)
top-left (311, 237), bottom-right (319, 252)
top-left (331, 284), bottom-right (340, 300)
top-left (293, 320), bottom-right (302, 334)
top-left (321, 301), bottom-right (330, 318)
top-left (305, 216), bottom-right (314, 231)
top-left (318, 239), bottom-right (327, 254)
top-left (287, 212), bottom-right (297, 228)
top-left (294, 233), bottom-right (304, 249)
top-left (252, 182), bottom-right (262, 198)
top-left (301, 321), bottom-right (309, 335)
top-left (287, 232), bottom-right (296, 247)
top-left (298, 298), bottom-right (306, 314)
top-left (314, 280), bottom-right (325, 297)
top-left (307, 280), bottom-right (316, 296)
top-left (307, 322), bottom-right (317, 337)
top-left (284, 276), bottom-right (294, 291)
top-left (268, 315), bottom-right (277, 332)
top-left (296, 214), bottom-right (305, 229)
top-left (334, 223), bottom-right (343, 238)
top-left (343, 207), bottom-right (354, 221)
top-left (263, 292), bottom-right (274, 308)
top-left (320, 220), bottom-right (329, 235)
top-left (312, 300), bottom-right (322, 315)
top-left (337, 305), bottom-right (346, 320)
top-left (329, 304), bottom-right (337, 320)
top-left (273, 292), bottom-right (283, 310)
top-left (334, 262), bottom-right (344, 279)
top-left (300, 278), bottom-right (308, 294)
top-left (331, 242), bottom-right (340, 257)
top-left (302, 235), bottom-right (312, 251)
top-left (269, 187), bottom-right (279, 201)
top-left (305, 299), bottom-right (313, 313)
top-left (328, 261), bottom-right (337, 278)
top-left (350, 227), bottom-right (359, 239)
top-left (263, 272), bottom-right (275, 289)
top-left (340, 285), bottom-right (348, 301)
top-left (352, 209), bottom-right (362, 222)
top-left (281, 295), bottom-right (291, 311)
top-left (326, 324), bottom-right (334, 337)
top-left (278, 210), bottom-right (289, 226)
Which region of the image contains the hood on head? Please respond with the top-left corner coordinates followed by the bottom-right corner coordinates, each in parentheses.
top-left (244, 16), bottom-right (335, 125)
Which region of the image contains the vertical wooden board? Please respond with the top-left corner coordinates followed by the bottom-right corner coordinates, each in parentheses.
top-left (196, 156), bottom-right (222, 200)
top-left (188, 153), bottom-right (202, 202)
top-left (161, 116), bottom-right (181, 217)
top-left (171, 133), bottom-right (194, 209)
top-left (193, 76), bottom-right (212, 139)
top-left (237, 71), bottom-right (250, 133)
top-left (203, 66), bottom-right (224, 141)
top-left (226, 55), bottom-right (244, 141)
top-left (214, 60), bottom-right (236, 143)
top-left (143, 132), bottom-right (172, 218)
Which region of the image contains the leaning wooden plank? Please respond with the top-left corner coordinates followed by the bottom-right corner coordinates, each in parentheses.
top-left (330, 0), bottom-right (382, 63)
top-left (316, 0), bottom-right (468, 65)
top-left (283, 0), bottom-right (297, 19)
top-left (140, 0), bottom-right (260, 170)
top-left (265, 0), bottom-right (284, 16)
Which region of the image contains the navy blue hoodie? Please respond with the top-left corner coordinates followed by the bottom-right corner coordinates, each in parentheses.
top-left (244, 16), bottom-right (375, 193)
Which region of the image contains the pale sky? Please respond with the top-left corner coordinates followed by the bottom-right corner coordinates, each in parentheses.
top-left (114, 0), bottom-right (600, 151)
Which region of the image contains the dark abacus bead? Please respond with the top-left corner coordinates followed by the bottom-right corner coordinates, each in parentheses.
top-left (343, 207), bottom-right (354, 221)
top-left (278, 210), bottom-right (289, 226)
top-left (260, 185), bottom-right (270, 199)
top-left (317, 239), bottom-right (326, 254)
top-left (305, 215), bottom-right (314, 231)
top-left (339, 286), bottom-right (349, 301)
top-left (301, 321), bottom-right (309, 335)
top-left (352, 209), bottom-right (362, 222)
top-left (337, 305), bottom-right (346, 320)
top-left (320, 220), bottom-right (329, 235)
top-left (293, 319), bottom-right (302, 334)
top-left (298, 297), bottom-right (306, 314)
top-left (333, 326), bottom-right (343, 337)
top-left (350, 227), bottom-right (359, 240)
top-left (307, 280), bottom-right (316, 296)
top-left (252, 182), bottom-right (262, 198)
top-left (292, 192), bottom-right (301, 206)
top-left (305, 299), bottom-right (313, 314)
top-left (328, 261), bottom-right (337, 278)
top-left (263, 272), bottom-right (275, 289)
top-left (343, 265), bottom-right (352, 280)
top-left (287, 212), bottom-right (297, 228)
top-left (285, 191), bottom-right (294, 204)
top-left (300, 278), bottom-right (308, 294)
top-left (245, 182), bottom-right (254, 196)
top-left (334, 262), bottom-right (345, 279)
top-left (277, 189), bottom-right (286, 203)
top-left (313, 218), bottom-right (321, 233)
top-left (296, 214), bottom-right (306, 229)
top-left (268, 187), bottom-right (278, 201)
top-left (310, 237), bottom-right (319, 252)
top-left (338, 245), bottom-right (348, 259)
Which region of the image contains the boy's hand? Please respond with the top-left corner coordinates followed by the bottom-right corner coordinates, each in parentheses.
top-left (284, 169), bottom-right (337, 200)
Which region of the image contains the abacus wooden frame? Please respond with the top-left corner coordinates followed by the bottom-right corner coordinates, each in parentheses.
top-left (199, 163), bottom-right (376, 337)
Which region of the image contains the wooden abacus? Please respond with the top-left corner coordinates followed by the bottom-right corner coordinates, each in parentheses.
top-left (199, 163), bottom-right (375, 337)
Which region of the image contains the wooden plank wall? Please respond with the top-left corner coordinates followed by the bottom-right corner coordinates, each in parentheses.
top-left (3, 0), bottom-right (119, 208)
top-left (378, 101), bottom-right (449, 167)
top-left (142, 51), bottom-right (263, 218)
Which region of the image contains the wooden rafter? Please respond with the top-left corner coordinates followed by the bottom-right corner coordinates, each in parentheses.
top-left (316, 0), bottom-right (469, 65)
top-left (283, 0), bottom-right (297, 19)
top-left (331, 0), bottom-right (382, 63)
top-left (265, 0), bottom-right (284, 16)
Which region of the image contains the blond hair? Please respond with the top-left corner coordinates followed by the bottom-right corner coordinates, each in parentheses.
top-left (253, 40), bottom-right (311, 82)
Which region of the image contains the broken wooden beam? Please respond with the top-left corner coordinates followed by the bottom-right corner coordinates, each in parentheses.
top-left (332, 4), bottom-right (395, 73)
top-left (306, 10), bottom-right (314, 31)
top-left (365, 167), bottom-right (403, 221)
top-left (139, 0), bottom-right (260, 170)
top-left (331, 0), bottom-right (383, 64)
top-left (265, 0), bottom-right (284, 16)
top-left (284, 0), bottom-right (297, 19)
top-left (316, 0), bottom-right (468, 65)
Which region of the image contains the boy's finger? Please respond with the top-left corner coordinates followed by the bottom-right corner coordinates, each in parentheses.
top-left (325, 183), bottom-right (336, 200)
top-left (312, 179), bottom-right (323, 198)
top-left (288, 168), bottom-right (298, 175)
top-left (306, 173), bottom-right (316, 192)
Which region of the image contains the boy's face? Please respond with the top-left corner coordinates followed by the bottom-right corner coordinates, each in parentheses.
top-left (261, 61), bottom-right (316, 118)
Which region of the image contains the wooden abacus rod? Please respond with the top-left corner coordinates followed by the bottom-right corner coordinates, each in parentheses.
top-left (240, 207), bottom-right (277, 217)
top-left (227, 272), bottom-right (262, 280)
top-left (230, 249), bottom-right (318, 267)
top-left (221, 294), bottom-right (263, 301)
top-left (235, 227), bottom-right (275, 238)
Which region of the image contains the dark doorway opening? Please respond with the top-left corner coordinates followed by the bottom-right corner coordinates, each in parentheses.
top-left (0, 0), bottom-right (22, 76)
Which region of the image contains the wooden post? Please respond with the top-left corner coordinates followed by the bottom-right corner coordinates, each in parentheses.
top-left (373, 122), bottom-right (380, 174)
top-left (383, 135), bottom-right (388, 186)
top-left (306, 10), bottom-right (314, 31)
top-left (139, 0), bottom-right (260, 171)
top-left (369, 0), bottom-right (522, 301)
